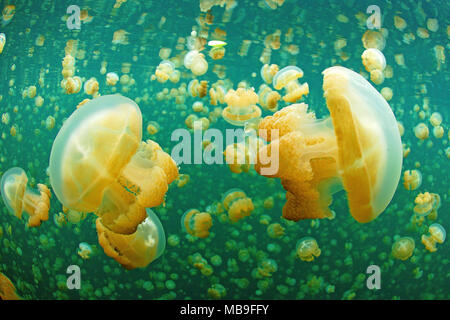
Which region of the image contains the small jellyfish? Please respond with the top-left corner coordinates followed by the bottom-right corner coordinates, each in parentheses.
top-left (112, 29), bottom-right (130, 45)
top-left (362, 30), bottom-right (385, 51)
top-left (209, 46), bottom-right (225, 60)
top-left (256, 66), bottom-right (402, 223)
top-left (258, 84), bottom-right (281, 112)
top-left (184, 50), bottom-right (208, 76)
top-left (61, 76), bottom-right (82, 94)
top-left (77, 242), bottom-right (93, 259)
top-left (414, 123), bottom-right (429, 140)
top-left (361, 48), bottom-right (386, 72)
top-left (0, 33), bottom-right (5, 54)
top-left (48, 94), bottom-right (178, 234)
top-left (223, 135), bottom-right (264, 174)
top-left (96, 208), bottom-right (166, 269)
top-left (1, 167), bottom-right (51, 227)
top-left (414, 192), bottom-right (440, 217)
top-left (296, 237), bottom-right (321, 262)
top-left (106, 72), bottom-right (119, 86)
top-left (84, 77), bottom-right (99, 96)
top-left (146, 121), bottom-right (160, 135)
top-left (175, 173), bottom-right (190, 188)
top-left (272, 66), bottom-right (309, 103)
top-left (403, 170), bottom-right (422, 191)
top-left (421, 223), bottom-right (446, 252)
top-left (222, 188), bottom-right (254, 222)
top-left (391, 237), bottom-right (415, 260)
top-left (209, 83), bottom-right (227, 106)
top-left (181, 209), bottom-right (212, 238)
top-left (222, 87), bottom-right (261, 126)
top-left (66, 210), bottom-right (87, 224)
top-left (267, 223), bottom-right (285, 239)
top-left (155, 60), bottom-right (176, 83)
top-left (1, 4), bottom-right (15, 27)
top-left (260, 64), bottom-right (279, 84)
top-left (0, 272), bottom-right (21, 300)
top-left (207, 283), bottom-right (226, 299)
top-left (188, 79), bottom-right (208, 98)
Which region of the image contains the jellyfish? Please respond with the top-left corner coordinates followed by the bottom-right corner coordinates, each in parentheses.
top-left (96, 208), bottom-right (165, 270)
top-left (66, 210), bottom-right (87, 224)
top-left (146, 121), bottom-right (160, 135)
top-left (209, 83), bottom-right (227, 106)
top-left (403, 170), bottom-right (422, 191)
top-left (0, 33), bottom-right (5, 54)
top-left (84, 78), bottom-right (99, 96)
top-left (391, 237), bottom-right (415, 260)
top-left (181, 209), bottom-right (212, 238)
top-left (48, 94), bottom-right (178, 234)
top-left (257, 259), bottom-right (278, 277)
top-left (106, 72), bottom-right (119, 86)
top-left (272, 66), bottom-right (309, 103)
top-left (1, 167), bottom-right (51, 227)
top-left (296, 237), bottom-right (321, 262)
top-left (78, 242), bottom-right (93, 259)
top-left (1, 4), bottom-right (15, 27)
top-left (155, 60), bottom-right (176, 83)
top-left (221, 189), bottom-right (254, 223)
top-left (362, 30), bottom-right (385, 51)
top-left (188, 79), bottom-right (208, 98)
top-left (223, 135), bottom-right (264, 174)
top-left (258, 84), bottom-right (281, 112)
top-left (361, 48), bottom-right (386, 72)
top-left (222, 87), bottom-right (262, 126)
top-left (267, 223), bottom-right (285, 238)
top-left (0, 272), bottom-right (21, 300)
top-left (175, 173), bottom-right (190, 188)
top-left (112, 29), bottom-right (130, 45)
top-left (413, 192), bottom-right (440, 217)
top-left (184, 50), bottom-right (208, 76)
top-left (421, 223), bottom-right (446, 252)
top-left (255, 66), bottom-right (403, 223)
top-left (414, 123), bottom-right (429, 140)
top-left (260, 64), bottom-right (279, 84)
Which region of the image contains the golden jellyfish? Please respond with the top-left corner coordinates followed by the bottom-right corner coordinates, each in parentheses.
top-left (429, 112), bottom-right (442, 127)
top-left (48, 94), bottom-right (178, 235)
top-left (260, 64), bottom-right (279, 84)
top-left (258, 84), bottom-right (281, 112)
top-left (106, 72), bottom-right (119, 86)
top-left (184, 50), bottom-right (208, 76)
top-left (66, 209), bottom-right (87, 224)
top-left (84, 77), bottom-right (99, 96)
top-left (223, 135), bottom-right (264, 174)
top-left (146, 121), bottom-right (160, 135)
top-left (112, 29), bottom-right (130, 45)
top-left (175, 173), bottom-right (190, 188)
top-left (413, 192), bottom-right (440, 217)
top-left (361, 48), bottom-right (386, 72)
top-left (77, 242), bottom-right (93, 259)
top-left (209, 46), bottom-right (225, 60)
top-left (97, 208), bottom-right (166, 269)
top-left (362, 30), bottom-right (385, 51)
top-left (391, 237), bottom-right (415, 260)
top-left (370, 69), bottom-right (384, 85)
top-left (0, 272), bottom-right (21, 300)
top-left (1, 4), bottom-right (15, 26)
top-left (403, 170), bottom-right (422, 191)
top-left (222, 188), bottom-right (254, 223)
top-left (272, 66), bottom-right (309, 103)
top-left (222, 87), bottom-right (261, 126)
top-left (414, 123), bottom-right (429, 140)
top-left (188, 79), bottom-right (208, 98)
top-left (155, 60), bottom-right (177, 83)
top-left (296, 237), bottom-right (321, 262)
top-left (255, 66), bottom-right (403, 223)
top-left (1, 167), bottom-right (51, 227)
top-left (209, 83), bottom-right (226, 106)
top-left (432, 126), bottom-right (444, 139)
top-left (181, 209), bottom-right (213, 238)
top-left (434, 45), bottom-right (445, 71)
top-left (394, 16), bottom-right (407, 31)
top-left (380, 87), bottom-right (393, 101)
top-left (421, 223), bottom-right (446, 252)
top-left (267, 223), bottom-right (285, 238)
top-left (61, 76), bottom-right (82, 94)
top-left (0, 33), bottom-right (5, 54)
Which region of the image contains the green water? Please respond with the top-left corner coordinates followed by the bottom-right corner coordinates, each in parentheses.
top-left (0, 0), bottom-right (448, 300)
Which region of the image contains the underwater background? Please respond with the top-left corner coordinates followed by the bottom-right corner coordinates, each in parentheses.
top-left (0, 0), bottom-right (448, 300)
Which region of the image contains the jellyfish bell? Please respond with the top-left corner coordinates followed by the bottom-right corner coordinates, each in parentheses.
top-left (222, 88), bottom-right (262, 126)
top-left (361, 48), bottom-right (386, 72)
top-left (96, 208), bottom-right (166, 270)
top-left (1, 5), bottom-right (15, 27)
top-left (78, 242), bottom-right (93, 259)
top-left (256, 66), bottom-right (402, 223)
top-left (48, 94), bottom-right (178, 234)
top-left (421, 223), bottom-right (446, 252)
top-left (272, 66), bottom-right (309, 103)
top-left (221, 188), bottom-right (254, 222)
top-left (0, 272), bottom-right (21, 300)
top-left (181, 209), bottom-right (212, 238)
top-left (391, 237), bottom-right (415, 260)
top-left (1, 167), bottom-right (51, 227)
top-left (296, 237), bottom-right (321, 262)
top-left (403, 170), bottom-right (422, 191)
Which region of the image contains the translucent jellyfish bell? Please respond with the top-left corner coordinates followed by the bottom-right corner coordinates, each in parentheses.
top-left (181, 209), bottom-right (212, 238)
top-left (222, 188), bottom-right (254, 222)
top-left (96, 208), bottom-right (166, 270)
top-left (296, 237), bottom-right (321, 262)
top-left (1, 167), bottom-right (51, 227)
top-left (48, 94), bottom-right (178, 234)
top-left (391, 237), bottom-right (415, 260)
top-left (222, 88), bottom-right (262, 126)
top-left (256, 66), bottom-right (402, 223)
